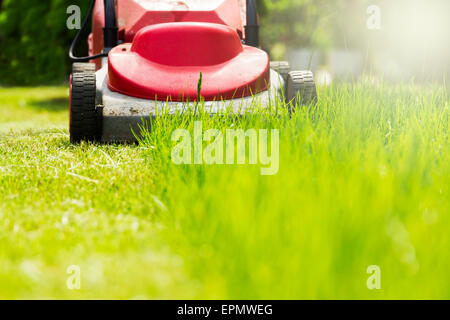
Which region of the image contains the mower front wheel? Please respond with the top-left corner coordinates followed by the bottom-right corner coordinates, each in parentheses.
top-left (270, 61), bottom-right (291, 83)
top-left (72, 62), bottom-right (96, 74)
top-left (286, 70), bottom-right (317, 110)
top-left (69, 64), bottom-right (100, 143)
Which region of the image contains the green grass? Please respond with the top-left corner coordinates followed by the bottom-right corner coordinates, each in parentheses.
top-left (0, 83), bottom-right (448, 299)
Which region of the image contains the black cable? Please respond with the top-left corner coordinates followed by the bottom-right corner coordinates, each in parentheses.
top-left (69, 0), bottom-right (107, 62)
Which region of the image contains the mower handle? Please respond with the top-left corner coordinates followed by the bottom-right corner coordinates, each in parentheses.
top-left (69, 0), bottom-right (118, 62)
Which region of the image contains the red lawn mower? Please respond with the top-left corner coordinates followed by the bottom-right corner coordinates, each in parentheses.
top-left (69, 0), bottom-right (317, 142)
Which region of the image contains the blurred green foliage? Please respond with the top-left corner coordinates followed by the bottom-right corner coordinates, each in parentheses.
top-left (260, 0), bottom-right (367, 53)
top-left (0, 0), bottom-right (90, 85)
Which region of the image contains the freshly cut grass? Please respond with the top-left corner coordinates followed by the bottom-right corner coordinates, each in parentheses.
top-left (0, 83), bottom-right (448, 299)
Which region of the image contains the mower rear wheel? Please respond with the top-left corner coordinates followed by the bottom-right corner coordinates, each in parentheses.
top-left (270, 61), bottom-right (291, 83)
top-left (69, 65), bottom-right (99, 143)
top-left (286, 70), bottom-right (317, 110)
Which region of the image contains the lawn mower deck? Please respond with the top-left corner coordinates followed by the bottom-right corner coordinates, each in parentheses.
top-left (97, 62), bottom-right (284, 142)
top-left (69, 0), bottom-right (317, 143)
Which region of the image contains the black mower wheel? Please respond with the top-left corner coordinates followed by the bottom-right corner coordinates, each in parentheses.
top-left (270, 61), bottom-right (291, 83)
top-left (72, 62), bottom-right (96, 74)
top-left (286, 70), bottom-right (317, 110)
top-left (69, 64), bottom-right (99, 143)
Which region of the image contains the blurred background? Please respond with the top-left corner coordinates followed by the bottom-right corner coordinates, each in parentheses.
top-left (0, 0), bottom-right (449, 86)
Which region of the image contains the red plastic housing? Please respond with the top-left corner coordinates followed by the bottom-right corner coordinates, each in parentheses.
top-left (91, 0), bottom-right (245, 68)
top-left (90, 1), bottom-right (269, 101)
top-left (108, 22), bottom-right (269, 101)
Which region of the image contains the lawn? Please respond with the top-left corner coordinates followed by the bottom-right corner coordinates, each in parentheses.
top-left (0, 83), bottom-right (448, 299)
